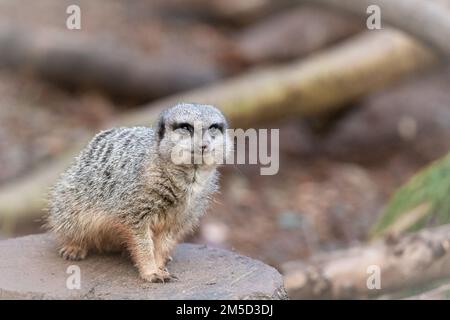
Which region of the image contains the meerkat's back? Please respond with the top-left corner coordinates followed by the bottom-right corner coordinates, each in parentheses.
top-left (49, 127), bottom-right (156, 216)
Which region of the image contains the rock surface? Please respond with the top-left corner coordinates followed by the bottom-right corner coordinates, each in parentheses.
top-left (0, 234), bottom-right (287, 300)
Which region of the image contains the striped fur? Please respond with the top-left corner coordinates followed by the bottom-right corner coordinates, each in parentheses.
top-left (46, 103), bottom-right (230, 282)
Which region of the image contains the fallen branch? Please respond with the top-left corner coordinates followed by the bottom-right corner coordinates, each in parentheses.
top-left (235, 5), bottom-right (362, 64)
top-left (122, 29), bottom-right (436, 128)
top-left (0, 24), bottom-right (222, 102)
top-left (0, 6), bottom-right (364, 103)
top-left (301, 0), bottom-right (450, 58)
top-left (283, 224), bottom-right (450, 299)
top-left (157, 0), bottom-right (290, 26)
top-left (0, 29), bottom-right (436, 227)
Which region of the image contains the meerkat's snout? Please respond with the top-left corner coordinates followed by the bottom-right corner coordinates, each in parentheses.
top-left (198, 132), bottom-right (212, 154)
top-left (201, 126), bottom-right (232, 166)
top-left (193, 121), bottom-right (232, 167)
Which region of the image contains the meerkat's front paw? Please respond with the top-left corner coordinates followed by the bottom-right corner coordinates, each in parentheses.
top-left (59, 245), bottom-right (87, 261)
top-left (141, 269), bottom-right (178, 283)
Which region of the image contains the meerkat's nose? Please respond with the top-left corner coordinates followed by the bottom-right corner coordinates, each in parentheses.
top-left (200, 135), bottom-right (212, 153)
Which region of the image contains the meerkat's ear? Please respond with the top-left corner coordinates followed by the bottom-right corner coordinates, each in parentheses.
top-left (157, 116), bottom-right (165, 141)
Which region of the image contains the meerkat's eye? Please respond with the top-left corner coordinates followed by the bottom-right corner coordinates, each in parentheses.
top-left (173, 122), bottom-right (194, 135)
top-left (209, 123), bottom-right (224, 133)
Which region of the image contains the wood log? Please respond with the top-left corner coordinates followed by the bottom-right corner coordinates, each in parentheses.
top-left (156, 0), bottom-right (290, 26)
top-left (0, 24), bottom-right (222, 102)
top-left (283, 224), bottom-right (450, 299)
top-left (122, 29), bottom-right (436, 128)
top-left (236, 5), bottom-right (362, 64)
top-left (0, 29), bottom-right (436, 229)
top-left (301, 0), bottom-right (450, 58)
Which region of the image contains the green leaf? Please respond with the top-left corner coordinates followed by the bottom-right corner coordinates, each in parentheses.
top-left (371, 151), bottom-right (450, 238)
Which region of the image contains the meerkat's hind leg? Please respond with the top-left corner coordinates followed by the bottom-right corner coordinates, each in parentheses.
top-left (94, 227), bottom-right (126, 254)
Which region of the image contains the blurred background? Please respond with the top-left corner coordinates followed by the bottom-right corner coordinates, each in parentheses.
top-left (0, 0), bottom-right (449, 299)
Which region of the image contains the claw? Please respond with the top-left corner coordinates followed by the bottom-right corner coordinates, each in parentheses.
top-left (59, 245), bottom-right (87, 261)
top-left (141, 270), bottom-right (176, 283)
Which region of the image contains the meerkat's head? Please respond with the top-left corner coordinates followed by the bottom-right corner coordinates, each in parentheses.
top-left (156, 103), bottom-right (232, 168)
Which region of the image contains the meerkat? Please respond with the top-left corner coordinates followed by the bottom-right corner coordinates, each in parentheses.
top-left (46, 103), bottom-right (231, 283)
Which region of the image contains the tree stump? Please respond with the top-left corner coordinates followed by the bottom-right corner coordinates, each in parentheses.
top-left (0, 234), bottom-right (287, 300)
